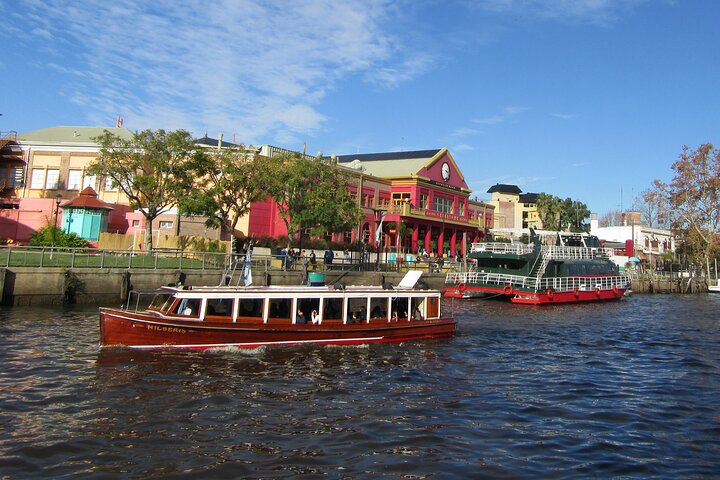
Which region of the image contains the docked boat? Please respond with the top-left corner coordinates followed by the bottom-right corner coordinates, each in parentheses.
top-left (99, 271), bottom-right (455, 349)
top-left (444, 230), bottom-right (631, 305)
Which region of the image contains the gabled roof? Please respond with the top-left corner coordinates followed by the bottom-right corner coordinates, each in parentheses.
top-left (17, 126), bottom-right (134, 143)
top-left (336, 149), bottom-right (443, 177)
top-left (487, 183), bottom-right (522, 194)
top-left (62, 187), bottom-right (113, 210)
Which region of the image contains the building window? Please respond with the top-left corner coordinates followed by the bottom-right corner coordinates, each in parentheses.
top-left (104, 177), bottom-right (118, 191)
top-left (433, 196), bottom-right (453, 214)
top-left (420, 193), bottom-right (429, 209)
top-left (30, 169), bottom-right (45, 189)
top-left (159, 221), bottom-right (174, 229)
top-left (45, 169), bottom-right (60, 189)
top-left (392, 192), bottom-right (410, 205)
top-left (83, 174), bottom-right (97, 190)
top-left (132, 220), bottom-right (140, 227)
top-left (458, 202), bottom-right (465, 216)
top-left (67, 170), bottom-right (82, 190)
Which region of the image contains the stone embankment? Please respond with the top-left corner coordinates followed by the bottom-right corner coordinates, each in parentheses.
top-left (0, 267), bottom-right (445, 306)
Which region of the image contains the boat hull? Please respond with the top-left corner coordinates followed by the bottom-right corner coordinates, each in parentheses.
top-left (443, 283), bottom-right (627, 305)
top-left (99, 308), bottom-right (456, 350)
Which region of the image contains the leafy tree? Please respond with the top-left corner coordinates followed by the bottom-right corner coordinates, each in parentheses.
top-left (181, 145), bottom-right (272, 243)
top-left (536, 193), bottom-right (561, 231)
top-left (29, 226), bottom-right (89, 248)
top-left (88, 129), bottom-right (204, 251)
top-left (537, 194), bottom-right (590, 232)
top-left (653, 143), bottom-right (720, 264)
top-left (264, 153), bottom-right (363, 248)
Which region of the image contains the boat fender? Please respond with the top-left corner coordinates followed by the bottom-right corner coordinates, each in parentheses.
top-left (573, 289), bottom-right (580, 299)
top-left (595, 287), bottom-right (601, 296)
top-left (612, 286), bottom-right (619, 297)
top-left (546, 289), bottom-right (554, 300)
top-left (458, 283), bottom-right (467, 293)
top-left (503, 285), bottom-right (513, 295)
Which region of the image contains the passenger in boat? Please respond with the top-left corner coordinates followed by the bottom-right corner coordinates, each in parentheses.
top-left (311, 310), bottom-right (321, 324)
top-left (309, 251), bottom-right (317, 270)
top-left (296, 309), bottom-right (306, 324)
top-left (371, 305), bottom-right (383, 318)
top-left (412, 307), bottom-right (423, 320)
top-left (392, 311), bottom-right (399, 322)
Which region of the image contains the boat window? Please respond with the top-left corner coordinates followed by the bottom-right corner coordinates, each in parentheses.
top-left (238, 298), bottom-right (264, 319)
top-left (410, 298), bottom-right (424, 320)
top-left (390, 298), bottom-right (410, 320)
top-left (149, 293), bottom-right (173, 312)
top-left (322, 298), bottom-right (344, 321)
top-left (268, 298), bottom-right (292, 320)
top-left (172, 298), bottom-right (201, 317)
top-left (206, 298), bottom-right (234, 318)
top-left (298, 299), bottom-right (320, 319)
top-left (369, 298), bottom-right (387, 320)
top-left (348, 298), bottom-right (367, 323)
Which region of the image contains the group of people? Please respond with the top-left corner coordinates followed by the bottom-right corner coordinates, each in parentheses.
top-left (296, 309), bottom-right (321, 325)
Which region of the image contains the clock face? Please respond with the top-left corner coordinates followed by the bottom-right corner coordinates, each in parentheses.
top-left (441, 162), bottom-right (450, 181)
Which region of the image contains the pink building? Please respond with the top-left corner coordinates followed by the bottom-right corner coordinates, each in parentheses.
top-left (247, 148), bottom-right (493, 257)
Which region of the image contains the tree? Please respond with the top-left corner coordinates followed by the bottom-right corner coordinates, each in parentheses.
top-left (88, 129), bottom-right (204, 251)
top-left (537, 194), bottom-right (589, 232)
top-left (181, 145), bottom-right (272, 243)
top-left (653, 143), bottom-right (720, 264)
top-left (264, 153), bottom-right (363, 248)
top-left (599, 210), bottom-right (623, 227)
top-left (536, 193), bottom-right (561, 231)
top-left (632, 188), bottom-right (669, 228)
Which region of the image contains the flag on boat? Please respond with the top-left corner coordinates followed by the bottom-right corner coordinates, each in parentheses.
top-left (240, 245), bottom-right (253, 286)
top-left (375, 211), bottom-right (387, 244)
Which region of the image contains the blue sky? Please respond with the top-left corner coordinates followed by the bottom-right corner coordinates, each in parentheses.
top-left (2, 0), bottom-right (718, 215)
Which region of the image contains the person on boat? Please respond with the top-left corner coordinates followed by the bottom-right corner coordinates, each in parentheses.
top-left (310, 251), bottom-right (317, 270)
top-left (324, 250), bottom-right (334, 265)
top-left (311, 310), bottom-right (321, 324)
top-left (296, 309), bottom-right (306, 324)
top-left (392, 311), bottom-right (399, 322)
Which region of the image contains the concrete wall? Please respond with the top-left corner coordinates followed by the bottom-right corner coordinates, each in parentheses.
top-left (0, 267), bottom-right (445, 307)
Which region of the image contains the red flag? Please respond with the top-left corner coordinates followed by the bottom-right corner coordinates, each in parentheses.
top-left (116, 116), bottom-right (123, 128)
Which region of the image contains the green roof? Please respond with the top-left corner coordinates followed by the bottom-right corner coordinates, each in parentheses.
top-left (17, 126), bottom-right (134, 144)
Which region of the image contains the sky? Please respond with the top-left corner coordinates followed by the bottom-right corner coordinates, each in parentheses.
top-left (2, 0), bottom-right (719, 216)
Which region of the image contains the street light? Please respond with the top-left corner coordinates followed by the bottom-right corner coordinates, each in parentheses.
top-left (54, 194), bottom-right (62, 230)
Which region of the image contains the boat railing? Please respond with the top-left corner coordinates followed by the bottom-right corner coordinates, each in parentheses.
top-left (540, 245), bottom-right (603, 260)
top-left (445, 271), bottom-right (534, 290)
top-left (469, 243), bottom-right (534, 255)
top-left (534, 275), bottom-right (632, 292)
top-left (446, 271), bottom-right (632, 293)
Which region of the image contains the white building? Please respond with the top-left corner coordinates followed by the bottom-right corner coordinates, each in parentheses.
top-left (590, 212), bottom-right (676, 268)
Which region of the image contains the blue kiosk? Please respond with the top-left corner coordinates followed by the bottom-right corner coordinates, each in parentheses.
top-left (60, 187), bottom-right (113, 241)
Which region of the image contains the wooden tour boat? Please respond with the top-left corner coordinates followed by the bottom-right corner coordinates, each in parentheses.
top-left (444, 229), bottom-right (632, 305)
top-left (99, 270), bottom-right (455, 350)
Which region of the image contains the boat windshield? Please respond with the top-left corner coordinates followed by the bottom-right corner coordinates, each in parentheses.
top-left (149, 293), bottom-right (174, 312)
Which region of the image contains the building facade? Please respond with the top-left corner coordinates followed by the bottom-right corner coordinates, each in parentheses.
top-left (486, 183), bottom-right (542, 230)
top-left (247, 148), bottom-right (494, 257)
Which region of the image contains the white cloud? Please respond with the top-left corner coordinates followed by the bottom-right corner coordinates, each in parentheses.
top-left (551, 113), bottom-right (577, 120)
top-left (15, 0), bottom-right (420, 144)
top-left (473, 106), bottom-right (527, 125)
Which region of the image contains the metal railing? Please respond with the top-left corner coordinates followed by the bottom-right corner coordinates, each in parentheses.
top-left (445, 270), bottom-right (632, 293)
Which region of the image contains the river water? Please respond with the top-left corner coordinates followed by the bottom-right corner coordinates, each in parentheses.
top-left (1, 294), bottom-right (719, 479)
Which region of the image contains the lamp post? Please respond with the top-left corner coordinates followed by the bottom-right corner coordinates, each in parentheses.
top-left (54, 194), bottom-right (62, 230)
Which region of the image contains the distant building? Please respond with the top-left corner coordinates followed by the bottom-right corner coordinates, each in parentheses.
top-left (590, 212), bottom-right (675, 268)
top-left (486, 184), bottom-right (542, 230)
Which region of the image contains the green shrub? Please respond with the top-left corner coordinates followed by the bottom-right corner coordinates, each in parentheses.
top-left (29, 226), bottom-right (89, 248)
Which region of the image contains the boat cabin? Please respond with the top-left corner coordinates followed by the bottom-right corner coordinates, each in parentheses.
top-left (140, 285), bottom-right (442, 326)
